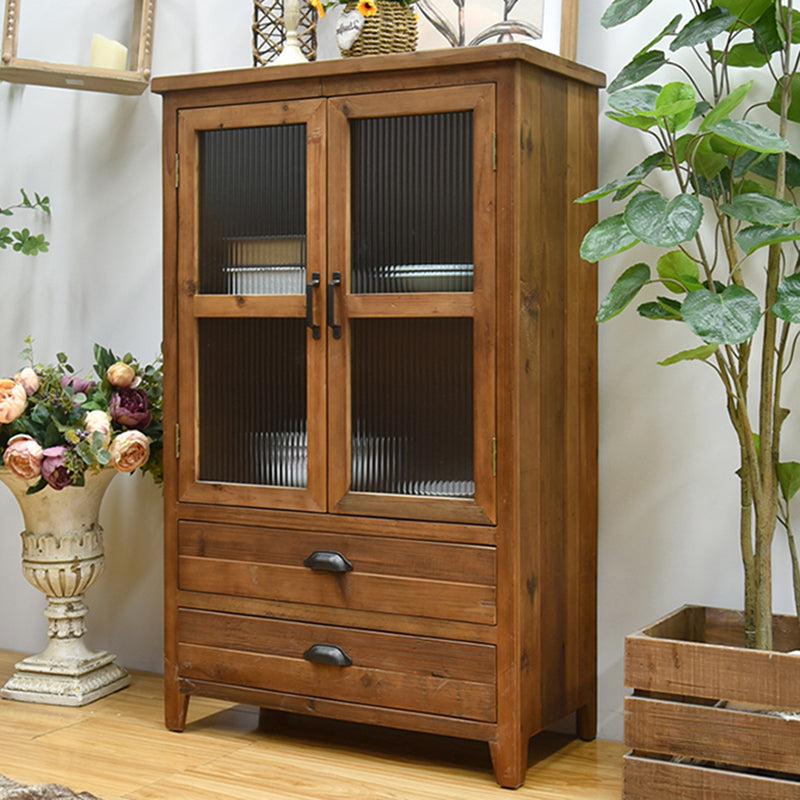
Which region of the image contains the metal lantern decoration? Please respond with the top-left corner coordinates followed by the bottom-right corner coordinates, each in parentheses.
top-left (253, 0), bottom-right (317, 65)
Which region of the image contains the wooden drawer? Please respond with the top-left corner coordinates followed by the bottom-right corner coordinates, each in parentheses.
top-left (177, 609), bottom-right (496, 722)
top-left (177, 521), bottom-right (496, 625)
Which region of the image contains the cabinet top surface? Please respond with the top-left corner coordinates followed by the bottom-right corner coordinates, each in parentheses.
top-left (151, 42), bottom-right (605, 96)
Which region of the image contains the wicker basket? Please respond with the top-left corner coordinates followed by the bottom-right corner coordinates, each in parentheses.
top-left (339, 1), bottom-right (418, 57)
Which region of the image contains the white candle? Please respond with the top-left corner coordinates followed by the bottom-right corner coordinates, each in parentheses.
top-left (89, 34), bottom-right (128, 70)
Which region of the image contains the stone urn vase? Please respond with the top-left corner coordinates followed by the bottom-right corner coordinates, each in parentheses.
top-left (0, 466), bottom-right (130, 705)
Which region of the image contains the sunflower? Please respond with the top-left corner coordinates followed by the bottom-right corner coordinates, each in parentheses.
top-left (357, 0), bottom-right (377, 16)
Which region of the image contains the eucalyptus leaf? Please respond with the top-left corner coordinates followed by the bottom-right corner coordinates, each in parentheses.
top-left (671, 8), bottom-right (737, 51)
top-left (701, 81), bottom-right (753, 130)
top-left (735, 224), bottom-right (800, 253)
top-left (580, 214), bottom-right (640, 262)
top-left (720, 193), bottom-right (800, 224)
top-left (772, 274), bottom-right (800, 322)
top-left (624, 190), bottom-right (704, 247)
top-left (777, 461), bottom-right (800, 501)
top-left (707, 119), bottom-right (790, 153)
top-left (637, 296), bottom-right (684, 319)
top-left (597, 263), bottom-right (651, 322)
top-left (608, 51), bottom-right (667, 93)
top-left (657, 250), bottom-right (703, 293)
top-left (658, 343), bottom-right (719, 365)
top-left (682, 285), bottom-right (761, 344)
top-left (601, 0), bottom-right (655, 28)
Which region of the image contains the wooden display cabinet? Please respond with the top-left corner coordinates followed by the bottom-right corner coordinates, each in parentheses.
top-left (153, 44), bottom-right (602, 789)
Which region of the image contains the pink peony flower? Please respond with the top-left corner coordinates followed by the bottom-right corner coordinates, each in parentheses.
top-left (41, 446), bottom-right (74, 490)
top-left (84, 409), bottom-right (112, 448)
top-left (60, 375), bottom-right (96, 396)
top-left (107, 361), bottom-right (136, 389)
top-left (3, 434), bottom-right (43, 481)
top-left (0, 378), bottom-right (27, 424)
top-left (13, 367), bottom-right (39, 396)
top-left (108, 430), bottom-right (150, 473)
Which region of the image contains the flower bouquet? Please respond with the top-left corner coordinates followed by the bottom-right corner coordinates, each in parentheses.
top-left (0, 339), bottom-right (162, 492)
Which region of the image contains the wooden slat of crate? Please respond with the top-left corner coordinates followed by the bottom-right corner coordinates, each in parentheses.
top-left (625, 696), bottom-right (800, 775)
top-left (625, 607), bottom-right (800, 709)
top-left (623, 753), bottom-right (800, 800)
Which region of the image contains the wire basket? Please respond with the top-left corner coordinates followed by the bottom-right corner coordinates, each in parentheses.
top-left (340, 1), bottom-right (418, 57)
top-left (253, 0), bottom-right (318, 64)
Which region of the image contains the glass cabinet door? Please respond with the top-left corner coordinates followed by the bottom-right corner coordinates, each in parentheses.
top-left (327, 87), bottom-right (497, 524)
top-left (176, 100), bottom-right (327, 511)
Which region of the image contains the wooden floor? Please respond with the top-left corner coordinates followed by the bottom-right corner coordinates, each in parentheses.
top-left (0, 650), bottom-right (625, 799)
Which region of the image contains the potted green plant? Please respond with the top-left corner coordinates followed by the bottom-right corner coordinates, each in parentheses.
top-left (1, 189), bottom-right (50, 256)
top-left (578, 0), bottom-right (800, 793)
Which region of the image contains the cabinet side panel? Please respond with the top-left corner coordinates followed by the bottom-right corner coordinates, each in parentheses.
top-left (517, 65), bottom-right (598, 734)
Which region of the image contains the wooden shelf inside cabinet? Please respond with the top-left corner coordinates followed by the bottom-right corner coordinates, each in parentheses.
top-left (1, 0), bottom-right (155, 95)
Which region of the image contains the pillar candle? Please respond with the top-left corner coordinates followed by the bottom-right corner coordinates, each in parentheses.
top-left (89, 34), bottom-right (128, 70)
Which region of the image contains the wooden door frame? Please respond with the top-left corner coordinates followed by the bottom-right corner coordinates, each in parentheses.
top-left (560, 0), bottom-right (579, 61)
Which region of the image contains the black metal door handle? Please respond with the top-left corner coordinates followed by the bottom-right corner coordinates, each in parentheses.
top-left (327, 271), bottom-right (341, 339)
top-left (303, 643), bottom-right (352, 667)
top-left (303, 550), bottom-right (353, 573)
top-left (306, 272), bottom-right (320, 339)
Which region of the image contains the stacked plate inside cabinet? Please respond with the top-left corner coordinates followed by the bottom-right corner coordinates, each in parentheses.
top-left (245, 430), bottom-right (307, 487)
top-left (224, 265), bottom-right (305, 295)
top-left (387, 263), bottom-right (473, 293)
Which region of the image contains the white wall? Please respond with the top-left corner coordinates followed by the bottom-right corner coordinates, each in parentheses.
top-left (1, 1), bottom-right (795, 744)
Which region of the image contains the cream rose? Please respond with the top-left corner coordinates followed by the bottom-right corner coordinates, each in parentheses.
top-left (107, 361), bottom-right (136, 389)
top-left (0, 378), bottom-right (27, 424)
top-left (3, 434), bottom-right (43, 481)
top-left (14, 367), bottom-right (39, 396)
top-left (84, 409), bottom-right (112, 448)
top-left (108, 430), bottom-right (150, 473)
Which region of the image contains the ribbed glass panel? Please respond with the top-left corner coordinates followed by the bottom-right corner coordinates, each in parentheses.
top-left (351, 318), bottom-right (473, 496)
top-left (350, 112), bottom-right (473, 294)
top-left (198, 318), bottom-right (307, 487)
top-left (198, 125), bottom-right (306, 295)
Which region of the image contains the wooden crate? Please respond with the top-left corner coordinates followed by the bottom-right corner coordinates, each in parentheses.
top-left (623, 605), bottom-right (800, 799)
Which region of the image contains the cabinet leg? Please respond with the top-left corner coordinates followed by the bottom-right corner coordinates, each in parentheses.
top-left (165, 675), bottom-right (189, 731)
top-left (576, 700), bottom-right (597, 741)
top-left (488, 731), bottom-right (529, 789)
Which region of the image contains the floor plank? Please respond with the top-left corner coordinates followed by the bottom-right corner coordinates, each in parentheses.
top-left (0, 650), bottom-right (624, 798)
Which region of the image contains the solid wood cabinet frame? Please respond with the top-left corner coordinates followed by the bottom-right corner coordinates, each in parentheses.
top-left (154, 44), bottom-right (603, 789)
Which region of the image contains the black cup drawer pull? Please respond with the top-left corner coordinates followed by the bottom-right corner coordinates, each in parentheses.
top-left (303, 550), bottom-right (353, 573)
top-left (303, 643), bottom-right (352, 667)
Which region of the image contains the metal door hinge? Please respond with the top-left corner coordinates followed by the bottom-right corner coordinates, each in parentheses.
top-left (174, 153), bottom-right (180, 189)
top-left (175, 423), bottom-right (180, 459)
top-left (492, 437), bottom-right (497, 477)
top-left (492, 132), bottom-right (497, 172)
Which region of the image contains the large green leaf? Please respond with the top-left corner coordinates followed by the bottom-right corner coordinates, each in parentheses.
top-left (712, 0), bottom-right (771, 26)
top-left (735, 224), bottom-right (800, 253)
top-left (707, 119), bottom-right (790, 153)
top-left (722, 42), bottom-right (770, 67)
top-left (747, 151), bottom-right (800, 188)
top-left (751, 3), bottom-right (784, 52)
top-left (671, 8), bottom-right (737, 51)
top-left (608, 51), bottom-right (667, 94)
top-left (658, 342), bottom-right (719, 365)
top-left (772, 273), bottom-right (800, 322)
top-left (655, 82), bottom-right (697, 131)
top-left (624, 190), bottom-right (704, 247)
top-left (613, 151), bottom-right (667, 201)
top-left (720, 193), bottom-right (800, 224)
top-left (682, 285), bottom-right (761, 344)
top-left (637, 296), bottom-right (684, 320)
top-left (767, 74), bottom-right (800, 124)
top-left (601, 0), bottom-right (655, 28)
top-left (580, 214), bottom-right (639, 262)
top-left (608, 84), bottom-right (661, 115)
top-left (701, 81), bottom-right (753, 130)
top-left (778, 461), bottom-right (800, 501)
top-left (596, 263), bottom-right (651, 322)
top-left (657, 250), bottom-right (703, 292)
top-left (606, 111), bottom-right (659, 131)
top-left (575, 176), bottom-right (642, 204)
